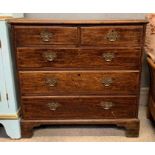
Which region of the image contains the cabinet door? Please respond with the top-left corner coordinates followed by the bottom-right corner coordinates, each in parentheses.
top-left (0, 20), bottom-right (19, 114)
top-left (0, 23), bottom-right (9, 114)
top-left (0, 46), bottom-right (8, 107)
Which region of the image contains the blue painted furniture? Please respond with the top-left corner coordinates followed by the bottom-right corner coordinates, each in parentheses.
top-left (0, 17), bottom-right (21, 139)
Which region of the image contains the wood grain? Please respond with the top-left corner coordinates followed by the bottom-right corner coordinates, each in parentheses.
top-left (9, 19), bottom-right (146, 138)
top-left (21, 119), bottom-right (140, 138)
top-left (17, 47), bottom-right (141, 70)
top-left (81, 26), bottom-right (143, 47)
top-left (22, 96), bottom-right (137, 120)
top-left (19, 71), bottom-right (139, 96)
top-left (14, 26), bottom-right (78, 46)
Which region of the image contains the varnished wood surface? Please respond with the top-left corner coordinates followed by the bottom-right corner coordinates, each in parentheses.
top-left (17, 47), bottom-right (141, 70)
top-left (14, 26), bottom-right (78, 46)
top-left (13, 25), bottom-right (144, 47)
top-left (22, 96), bottom-right (137, 120)
top-left (10, 19), bottom-right (146, 138)
top-left (19, 71), bottom-right (139, 96)
top-left (8, 18), bottom-right (148, 25)
top-left (21, 119), bottom-right (140, 137)
top-left (81, 26), bottom-right (143, 47)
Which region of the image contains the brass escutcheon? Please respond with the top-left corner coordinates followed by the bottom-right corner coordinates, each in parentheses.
top-left (102, 77), bottom-right (113, 87)
top-left (42, 51), bottom-right (57, 62)
top-left (106, 30), bottom-right (119, 42)
top-left (100, 101), bottom-right (114, 110)
top-left (102, 52), bottom-right (115, 62)
top-left (40, 31), bottom-right (52, 42)
top-left (47, 102), bottom-right (60, 111)
top-left (45, 77), bottom-right (57, 87)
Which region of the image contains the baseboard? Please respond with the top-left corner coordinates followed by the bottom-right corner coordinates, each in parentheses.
top-left (140, 87), bottom-right (149, 106)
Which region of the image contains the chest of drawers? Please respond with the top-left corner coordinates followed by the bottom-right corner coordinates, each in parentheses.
top-left (9, 19), bottom-right (147, 138)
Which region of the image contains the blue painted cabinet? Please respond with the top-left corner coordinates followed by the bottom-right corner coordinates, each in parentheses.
top-left (0, 18), bottom-right (21, 139)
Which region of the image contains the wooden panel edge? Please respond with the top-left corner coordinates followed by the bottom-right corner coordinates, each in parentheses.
top-left (0, 108), bottom-right (20, 120)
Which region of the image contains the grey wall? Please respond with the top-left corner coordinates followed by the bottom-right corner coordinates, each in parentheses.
top-left (24, 13), bottom-right (150, 87)
top-left (25, 13), bottom-right (146, 20)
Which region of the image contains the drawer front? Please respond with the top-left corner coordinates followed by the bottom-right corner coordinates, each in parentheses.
top-left (14, 26), bottom-right (78, 46)
top-left (81, 26), bottom-right (143, 47)
top-left (19, 71), bottom-right (139, 96)
top-left (17, 48), bottom-right (141, 70)
top-left (22, 96), bottom-right (137, 120)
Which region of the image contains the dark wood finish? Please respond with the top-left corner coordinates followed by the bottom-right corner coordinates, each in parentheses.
top-left (19, 71), bottom-right (139, 96)
top-left (81, 26), bottom-right (143, 47)
top-left (117, 119), bottom-right (140, 137)
top-left (147, 57), bottom-right (155, 120)
top-left (21, 119), bottom-right (140, 138)
top-left (9, 19), bottom-right (146, 138)
top-left (17, 47), bottom-right (141, 70)
top-left (22, 96), bottom-right (137, 120)
top-left (14, 26), bottom-right (78, 46)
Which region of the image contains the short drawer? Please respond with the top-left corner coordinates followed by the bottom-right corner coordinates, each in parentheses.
top-left (22, 96), bottom-right (137, 120)
top-left (19, 71), bottom-right (139, 96)
top-left (81, 26), bottom-right (143, 47)
top-left (14, 26), bottom-right (78, 46)
top-left (17, 47), bottom-right (141, 70)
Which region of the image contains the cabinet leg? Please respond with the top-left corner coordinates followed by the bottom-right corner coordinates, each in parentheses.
top-left (125, 121), bottom-right (140, 137)
top-left (0, 120), bottom-right (21, 139)
top-left (21, 122), bottom-right (34, 138)
top-left (117, 120), bottom-right (140, 137)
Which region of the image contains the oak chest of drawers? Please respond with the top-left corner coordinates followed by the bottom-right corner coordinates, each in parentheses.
top-left (9, 19), bottom-right (147, 137)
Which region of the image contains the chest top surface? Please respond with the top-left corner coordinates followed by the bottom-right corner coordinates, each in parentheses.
top-left (7, 18), bottom-right (148, 25)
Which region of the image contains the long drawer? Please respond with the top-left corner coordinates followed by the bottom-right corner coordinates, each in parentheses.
top-left (81, 26), bottom-right (143, 47)
top-left (22, 96), bottom-right (137, 120)
top-left (14, 26), bottom-right (78, 46)
top-left (19, 71), bottom-right (139, 96)
top-left (17, 47), bottom-right (141, 70)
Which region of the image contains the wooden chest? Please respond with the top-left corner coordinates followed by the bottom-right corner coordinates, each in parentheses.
top-left (9, 19), bottom-right (147, 137)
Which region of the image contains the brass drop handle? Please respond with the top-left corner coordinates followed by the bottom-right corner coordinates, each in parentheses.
top-left (102, 52), bottom-right (115, 62)
top-left (47, 102), bottom-right (60, 111)
top-left (42, 52), bottom-right (57, 62)
top-left (100, 101), bottom-right (114, 110)
top-left (105, 30), bottom-right (119, 42)
top-left (102, 77), bottom-right (113, 87)
top-left (40, 31), bottom-right (52, 42)
top-left (45, 78), bottom-right (57, 87)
